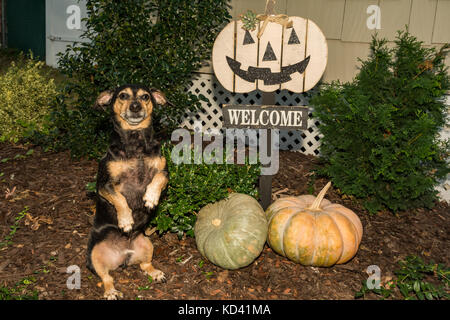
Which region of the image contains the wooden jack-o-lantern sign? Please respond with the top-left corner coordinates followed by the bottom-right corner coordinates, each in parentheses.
top-left (212, 16), bottom-right (328, 93)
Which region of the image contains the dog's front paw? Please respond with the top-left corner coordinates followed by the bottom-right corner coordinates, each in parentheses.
top-left (118, 209), bottom-right (134, 233)
top-left (143, 189), bottom-right (161, 209)
top-left (146, 269), bottom-right (166, 283)
top-left (104, 288), bottom-right (123, 300)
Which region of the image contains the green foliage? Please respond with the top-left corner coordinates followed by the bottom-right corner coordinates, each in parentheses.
top-left (240, 10), bottom-right (258, 31)
top-left (29, 86), bottom-right (112, 159)
top-left (33, 0), bottom-right (231, 158)
top-left (82, 141), bottom-right (260, 238)
top-left (85, 179), bottom-right (97, 193)
top-left (137, 275), bottom-right (154, 291)
top-left (355, 255), bottom-right (450, 300)
top-left (0, 54), bottom-right (57, 143)
top-left (0, 149), bottom-right (34, 164)
top-left (0, 206), bottom-right (29, 249)
top-left (0, 277), bottom-right (38, 300)
top-left (153, 142), bottom-right (261, 238)
top-left (311, 30), bottom-right (450, 213)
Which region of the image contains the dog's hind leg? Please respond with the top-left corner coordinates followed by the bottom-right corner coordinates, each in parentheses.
top-left (90, 238), bottom-right (129, 300)
top-left (129, 234), bottom-right (166, 283)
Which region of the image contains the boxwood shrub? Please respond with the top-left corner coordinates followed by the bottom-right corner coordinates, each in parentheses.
top-left (311, 31), bottom-right (449, 213)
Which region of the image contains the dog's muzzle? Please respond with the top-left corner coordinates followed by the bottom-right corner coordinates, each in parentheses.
top-left (121, 102), bottom-right (147, 125)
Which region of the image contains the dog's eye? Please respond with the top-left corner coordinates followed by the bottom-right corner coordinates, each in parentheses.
top-left (140, 94), bottom-right (150, 101)
top-left (119, 93), bottom-right (130, 100)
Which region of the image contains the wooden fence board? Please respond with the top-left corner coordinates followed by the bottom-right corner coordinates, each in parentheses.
top-left (304, 19), bottom-right (328, 91)
top-left (212, 21), bottom-right (236, 92)
top-left (235, 20), bottom-right (259, 92)
top-left (281, 17), bottom-right (307, 92)
top-left (257, 20), bottom-right (283, 91)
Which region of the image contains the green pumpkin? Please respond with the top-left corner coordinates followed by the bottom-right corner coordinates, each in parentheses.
top-left (194, 193), bottom-right (267, 270)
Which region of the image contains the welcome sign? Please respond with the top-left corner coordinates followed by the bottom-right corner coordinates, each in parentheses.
top-left (222, 105), bottom-right (308, 129)
top-left (211, 0), bottom-right (328, 209)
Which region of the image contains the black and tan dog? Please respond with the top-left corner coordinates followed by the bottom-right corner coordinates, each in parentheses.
top-left (86, 84), bottom-right (169, 300)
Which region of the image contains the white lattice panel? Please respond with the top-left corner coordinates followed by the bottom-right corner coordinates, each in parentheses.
top-left (182, 73), bottom-right (322, 155)
top-left (181, 73), bottom-right (450, 202)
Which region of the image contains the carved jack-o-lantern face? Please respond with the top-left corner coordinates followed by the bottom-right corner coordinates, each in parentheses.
top-left (212, 17), bottom-right (328, 93)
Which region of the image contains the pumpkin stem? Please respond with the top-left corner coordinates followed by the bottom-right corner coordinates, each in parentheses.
top-left (309, 181), bottom-right (332, 210)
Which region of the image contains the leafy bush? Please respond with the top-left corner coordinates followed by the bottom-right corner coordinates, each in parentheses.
top-left (153, 142), bottom-right (261, 238)
top-left (0, 56), bottom-right (57, 142)
top-left (311, 31), bottom-right (450, 213)
top-left (34, 0), bottom-right (231, 158)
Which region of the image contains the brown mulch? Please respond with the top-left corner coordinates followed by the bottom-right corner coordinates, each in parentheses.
top-left (0, 142), bottom-right (448, 300)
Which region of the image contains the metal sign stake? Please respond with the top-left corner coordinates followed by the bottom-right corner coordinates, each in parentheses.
top-left (259, 91), bottom-right (275, 210)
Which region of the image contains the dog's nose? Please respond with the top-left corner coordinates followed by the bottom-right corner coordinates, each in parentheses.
top-left (129, 101), bottom-right (142, 113)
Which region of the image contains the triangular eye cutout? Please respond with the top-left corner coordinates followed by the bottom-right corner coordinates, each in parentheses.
top-left (288, 28), bottom-right (300, 45)
top-left (262, 42), bottom-right (277, 61)
top-left (243, 30), bottom-right (255, 45)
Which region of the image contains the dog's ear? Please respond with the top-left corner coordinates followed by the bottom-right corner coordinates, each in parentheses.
top-left (94, 90), bottom-right (113, 110)
top-left (150, 89), bottom-right (172, 106)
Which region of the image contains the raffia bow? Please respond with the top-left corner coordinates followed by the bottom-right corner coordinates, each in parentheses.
top-left (256, 14), bottom-right (293, 38)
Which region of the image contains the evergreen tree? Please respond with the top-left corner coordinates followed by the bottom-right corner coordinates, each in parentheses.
top-left (312, 31), bottom-right (449, 213)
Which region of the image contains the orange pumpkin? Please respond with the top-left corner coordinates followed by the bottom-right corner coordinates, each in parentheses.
top-left (266, 182), bottom-right (363, 267)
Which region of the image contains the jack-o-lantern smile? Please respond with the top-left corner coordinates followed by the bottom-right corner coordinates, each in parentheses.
top-left (226, 55), bottom-right (310, 86)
